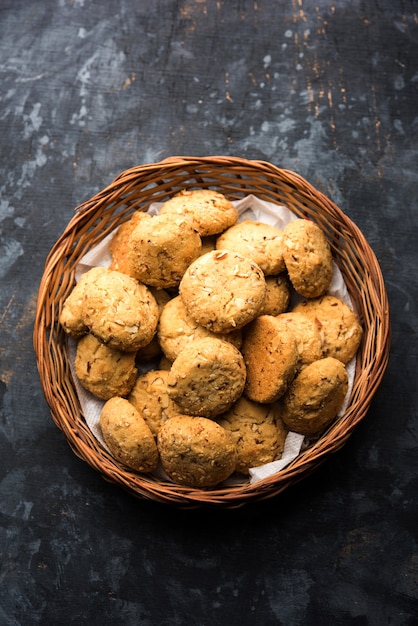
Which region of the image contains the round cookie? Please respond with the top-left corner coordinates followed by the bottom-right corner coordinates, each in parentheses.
top-left (59, 267), bottom-right (107, 338)
top-left (280, 357), bottom-right (349, 436)
top-left (166, 337), bottom-right (246, 418)
top-left (259, 273), bottom-right (291, 316)
top-left (157, 295), bottom-right (242, 362)
top-left (293, 294), bottom-right (362, 364)
top-left (275, 311), bottom-right (323, 369)
top-left (109, 211), bottom-right (151, 276)
top-left (241, 315), bottom-right (298, 403)
top-left (157, 415), bottom-right (237, 487)
top-left (99, 397), bottom-right (159, 473)
top-left (218, 397), bottom-right (288, 474)
top-left (158, 188), bottom-right (238, 237)
top-left (127, 213), bottom-right (202, 289)
top-left (216, 220), bottom-right (286, 275)
top-left (82, 268), bottom-right (159, 352)
top-left (75, 333), bottom-right (137, 400)
top-left (282, 219), bottom-right (333, 298)
top-left (179, 249), bottom-right (266, 333)
top-left (127, 369), bottom-right (183, 438)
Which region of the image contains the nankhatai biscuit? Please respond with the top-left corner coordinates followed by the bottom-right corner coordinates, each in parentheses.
top-left (157, 295), bottom-right (242, 362)
top-left (75, 333), bottom-right (137, 400)
top-left (293, 294), bottom-right (362, 364)
top-left (127, 369), bottom-right (183, 438)
top-left (275, 311), bottom-right (323, 369)
top-left (127, 213), bottom-right (202, 289)
top-left (259, 273), bottom-right (291, 316)
top-left (99, 397), bottom-right (159, 472)
top-left (158, 188), bottom-right (238, 236)
top-left (280, 357), bottom-right (349, 436)
top-left (59, 267), bottom-right (107, 338)
top-left (82, 268), bottom-right (159, 352)
top-left (241, 315), bottom-right (298, 403)
top-left (282, 219), bottom-right (333, 298)
top-left (109, 211), bottom-right (151, 276)
top-left (157, 415), bottom-right (237, 487)
top-left (179, 250), bottom-right (266, 333)
top-left (216, 220), bottom-right (286, 275)
top-left (218, 397), bottom-right (288, 474)
top-left (166, 337), bottom-right (246, 418)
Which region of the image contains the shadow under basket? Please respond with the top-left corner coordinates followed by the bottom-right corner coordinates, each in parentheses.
top-left (33, 156), bottom-right (391, 508)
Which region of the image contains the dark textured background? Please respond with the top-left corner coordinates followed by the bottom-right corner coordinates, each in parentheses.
top-left (1, 1), bottom-right (417, 624)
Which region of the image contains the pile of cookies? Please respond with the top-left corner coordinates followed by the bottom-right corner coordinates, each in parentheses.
top-left (59, 189), bottom-right (362, 488)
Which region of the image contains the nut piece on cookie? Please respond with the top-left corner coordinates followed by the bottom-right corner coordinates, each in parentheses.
top-left (82, 268), bottom-right (159, 352)
top-left (59, 267), bottom-right (107, 338)
top-left (216, 220), bottom-right (286, 275)
top-left (283, 219), bottom-right (333, 298)
top-left (293, 294), bottom-right (362, 364)
top-left (157, 295), bottom-right (242, 363)
top-left (280, 357), bottom-right (349, 436)
top-left (127, 369), bottom-right (183, 438)
top-left (179, 249), bottom-right (266, 333)
top-left (127, 213), bottom-right (202, 289)
top-left (157, 415), bottom-right (238, 487)
top-left (75, 334), bottom-right (137, 400)
top-left (158, 188), bottom-right (238, 237)
top-left (217, 397), bottom-right (288, 474)
top-left (241, 315), bottom-right (298, 403)
top-left (167, 337), bottom-right (246, 418)
top-left (99, 397), bottom-right (159, 473)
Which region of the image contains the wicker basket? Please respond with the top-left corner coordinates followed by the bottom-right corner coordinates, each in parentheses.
top-left (33, 156), bottom-right (390, 508)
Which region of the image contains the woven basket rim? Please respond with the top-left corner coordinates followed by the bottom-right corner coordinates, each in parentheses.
top-left (33, 155), bottom-right (391, 508)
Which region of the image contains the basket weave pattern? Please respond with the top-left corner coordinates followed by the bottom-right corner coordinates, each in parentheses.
top-left (34, 156), bottom-right (390, 507)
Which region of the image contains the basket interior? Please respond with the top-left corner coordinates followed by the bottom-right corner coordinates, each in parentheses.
top-left (34, 156), bottom-right (390, 507)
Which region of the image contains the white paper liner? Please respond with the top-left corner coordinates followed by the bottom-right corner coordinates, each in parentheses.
top-left (67, 195), bottom-right (355, 485)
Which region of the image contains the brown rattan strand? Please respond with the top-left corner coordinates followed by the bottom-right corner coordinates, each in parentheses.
top-left (33, 156), bottom-right (391, 508)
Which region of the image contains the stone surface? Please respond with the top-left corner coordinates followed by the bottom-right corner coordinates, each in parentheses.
top-left (1, 0), bottom-right (417, 624)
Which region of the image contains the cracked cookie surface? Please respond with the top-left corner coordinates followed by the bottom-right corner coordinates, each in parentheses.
top-left (179, 249), bottom-right (266, 333)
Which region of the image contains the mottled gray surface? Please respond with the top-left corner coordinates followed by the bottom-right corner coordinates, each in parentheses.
top-left (1, 1), bottom-right (417, 624)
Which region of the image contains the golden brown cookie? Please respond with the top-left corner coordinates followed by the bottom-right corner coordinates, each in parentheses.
top-left (157, 415), bottom-right (237, 487)
top-left (127, 369), bottom-right (183, 438)
top-left (82, 268), bottom-right (159, 352)
top-left (59, 267), bottom-right (107, 338)
top-left (179, 250), bottom-right (266, 333)
top-left (293, 294), bottom-right (362, 364)
top-left (280, 357), bottom-right (349, 436)
top-left (216, 220), bottom-right (286, 275)
top-left (241, 315), bottom-right (298, 403)
top-left (275, 311), bottom-right (323, 369)
top-left (158, 189), bottom-right (238, 236)
top-left (75, 333), bottom-right (137, 400)
top-left (157, 295), bottom-right (242, 362)
top-left (109, 211), bottom-right (151, 276)
top-left (166, 337), bottom-right (246, 418)
top-left (282, 219), bottom-right (333, 298)
top-left (99, 397), bottom-right (159, 472)
top-left (217, 397), bottom-right (288, 474)
top-left (259, 273), bottom-right (291, 316)
top-left (127, 213), bottom-right (202, 289)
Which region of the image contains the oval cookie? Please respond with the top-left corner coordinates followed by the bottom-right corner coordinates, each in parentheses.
top-left (283, 219), bottom-right (333, 298)
top-left (280, 357), bottom-right (349, 436)
top-left (166, 337), bottom-right (246, 418)
top-left (157, 415), bottom-right (237, 487)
